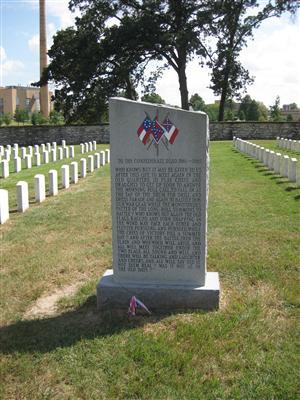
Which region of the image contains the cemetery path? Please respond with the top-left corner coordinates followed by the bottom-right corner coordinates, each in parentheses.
top-left (23, 281), bottom-right (84, 319)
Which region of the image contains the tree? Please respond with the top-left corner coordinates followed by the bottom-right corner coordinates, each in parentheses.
top-left (31, 111), bottom-right (48, 125)
top-left (286, 114), bottom-right (293, 121)
top-left (238, 95), bottom-right (252, 120)
top-left (189, 93), bottom-right (207, 112)
top-left (3, 113), bottom-right (12, 126)
top-left (49, 110), bottom-right (65, 125)
top-left (45, 0), bottom-right (221, 116)
top-left (208, 0), bottom-right (300, 121)
top-left (141, 93), bottom-right (165, 104)
top-left (15, 109), bottom-right (28, 125)
top-left (270, 96), bottom-right (282, 121)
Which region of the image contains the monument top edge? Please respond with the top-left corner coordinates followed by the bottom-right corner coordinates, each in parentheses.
top-left (109, 97), bottom-right (208, 117)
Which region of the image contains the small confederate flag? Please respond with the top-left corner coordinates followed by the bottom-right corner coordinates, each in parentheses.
top-left (151, 118), bottom-right (165, 144)
top-left (137, 116), bottom-right (152, 145)
top-left (162, 116), bottom-right (179, 144)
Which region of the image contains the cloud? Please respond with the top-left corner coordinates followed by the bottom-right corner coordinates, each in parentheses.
top-left (0, 47), bottom-right (25, 85)
top-left (28, 34), bottom-right (39, 53)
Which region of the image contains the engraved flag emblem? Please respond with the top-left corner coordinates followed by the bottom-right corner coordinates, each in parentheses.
top-left (136, 111), bottom-right (179, 155)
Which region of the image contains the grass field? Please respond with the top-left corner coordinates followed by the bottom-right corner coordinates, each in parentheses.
top-left (0, 140), bottom-right (299, 399)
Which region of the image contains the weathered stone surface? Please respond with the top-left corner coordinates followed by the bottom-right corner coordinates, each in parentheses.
top-left (97, 98), bottom-right (219, 311)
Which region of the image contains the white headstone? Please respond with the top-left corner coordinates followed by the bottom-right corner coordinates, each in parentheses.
top-left (61, 165), bottom-right (70, 188)
top-left (274, 153), bottom-right (281, 174)
top-left (97, 98), bottom-right (219, 311)
top-left (14, 157), bottom-right (21, 173)
top-left (100, 151), bottom-right (105, 166)
top-left (0, 145), bottom-right (4, 156)
top-left (41, 143), bottom-right (46, 152)
top-left (93, 140), bottom-right (97, 150)
top-left (13, 147), bottom-right (19, 158)
top-left (268, 151), bottom-right (275, 170)
top-left (85, 143), bottom-right (89, 153)
top-left (58, 147), bottom-right (63, 160)
top-left (63, 146), bottom-right (69, 159)
top-left (105, 149), bottom-right (110, 163)
top-left (25, 155), bottom-right (32, 169)
top-left (89, 142), bottom-right (93, 151)
top-left (1, 160), bottom-right (9, 178)
top-left (49, 170), bottom-right (58, 196)
top-left (4, 149), bottom-right (10, 161)
top-left (70, 145), bottom-right (75, 158)
top-left (46, 142), bottom-right (51, 152)
top-left (34, 174), bottom-right (46, 203)
top-left (62, 140), bottom-right (66, 147)
top-left (52, 142), bottom-right (57, 149)
top-left (34, 144), bottom-right (40, 153)
top-left (50, 149), bottom-right (57, 162)
top-left (6, 144), bottom-right (11, 153)
top-left (289, 158), bottom-right (297, 182)
top-left (34, 152), bottom-right (41, 166)
top-left (16, 181), bottom-right (29, 212)
top-left (28, 146), bottom-right (33, 156)
top-left (88, 155), bottom-right (94, 172)
top-left (80, 158), bottom-right (87, 178)
top-left (283, 155), bottom-right (290, 178)
top-left (70, 161), bottom-right (78, 184)
top-left (0, 189), bottom-right (9, 224)
top-left (43, 151), bottom-right (49, 164)
top-left (21, 147), bottom-right (27, 159)
top-left (80, 143), bottom-right (85, 154)
top-left (95, 153), bottom-right (100, 169)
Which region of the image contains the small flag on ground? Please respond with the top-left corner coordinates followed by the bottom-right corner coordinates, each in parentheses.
top-left (137, 116), bottom-right (152, 145)
top-left (162, 116), bottom-right (179, 144)
top-left (128, 296), bottom-right (151, 316)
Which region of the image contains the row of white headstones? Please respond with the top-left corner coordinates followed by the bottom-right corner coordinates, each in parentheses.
top-left (233, 137), bottom-right (299, 186)
top-left (0, 140), bottom-right (98, 178)
top-left (276, 137), bottom-right (300, 152)
top-left (0, 149), bottom-right (110, 225)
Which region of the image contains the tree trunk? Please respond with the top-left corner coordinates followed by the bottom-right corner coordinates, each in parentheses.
top-left (218, 65), bottom-right (230, 121)
top-left (177, 57), bottom-right (189, 110)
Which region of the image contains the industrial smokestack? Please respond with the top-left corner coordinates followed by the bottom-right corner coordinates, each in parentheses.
top-left (39, 0), bottom-right (49, 117)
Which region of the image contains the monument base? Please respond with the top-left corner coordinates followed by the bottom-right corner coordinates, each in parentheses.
top-left (96, 269), bottom-right (220, 312)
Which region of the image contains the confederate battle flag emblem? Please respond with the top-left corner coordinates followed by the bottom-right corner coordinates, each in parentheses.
top-left (137, 111), bottom-right (179, 155)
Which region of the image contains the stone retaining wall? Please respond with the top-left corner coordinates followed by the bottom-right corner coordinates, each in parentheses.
top-left (209, 122), bottom-right (300, 140)
top-left (0, 124), bottom-right (109, 146)
top-left (0, 122), bottom-right (299, 146)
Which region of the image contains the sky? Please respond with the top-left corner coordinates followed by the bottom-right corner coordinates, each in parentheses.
top-left (0, 0), bottom-right (299, 108)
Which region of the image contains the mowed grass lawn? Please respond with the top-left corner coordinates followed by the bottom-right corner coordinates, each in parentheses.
top-left (0, 140), bottom-right (299, 400)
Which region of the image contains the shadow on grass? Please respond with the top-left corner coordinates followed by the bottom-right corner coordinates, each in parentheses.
top-left (0, 296), bottom-right (188, 355)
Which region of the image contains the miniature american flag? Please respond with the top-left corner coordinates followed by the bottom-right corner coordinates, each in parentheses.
top-left (137, 116), bottom-right (152, 145)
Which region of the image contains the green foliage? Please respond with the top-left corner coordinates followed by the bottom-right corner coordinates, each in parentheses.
top-left (49, 110), bottom-right (65, 125)
top-left (208, 0), bottom-right (298, 121)
top-left (141, 93), bottom-right (165, 105)
top-left (0, 115), bottom-right (3, 126)
top-left (3, 113), bottom-right (12, 125)
top-left (189, 93), bottom-right (207, 112)
top-left (14, 109), bottom-right (29, 125)
top-left (286, 114), bottom-right (293, 122)
top-left (238, 95), bottom-right (268, 121)
top-left (31, 112), bottom-right (48, 125)
top-left (270, 96), bottom-right (283, 122)
top-left (206, 103), bottom-right (219, 122)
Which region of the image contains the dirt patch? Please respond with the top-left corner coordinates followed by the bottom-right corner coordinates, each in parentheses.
top-left (24, 281), bottom-right (83, 320)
